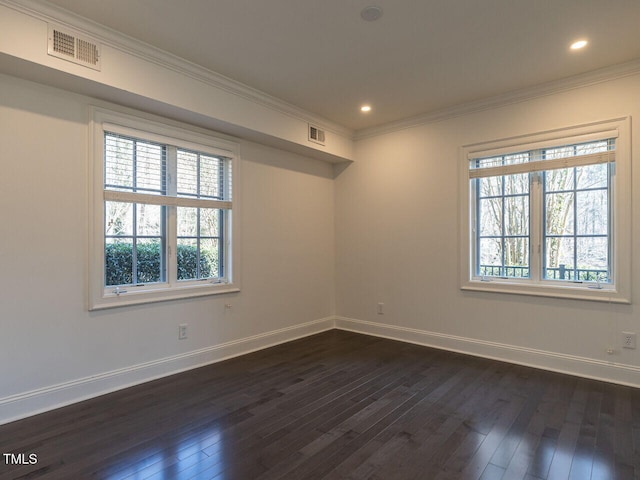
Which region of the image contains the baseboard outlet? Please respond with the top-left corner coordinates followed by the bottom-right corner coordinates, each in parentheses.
top-left (0, 316), bottom-right (334, 426)
top-left (334, 316), bottom-right (640, 389)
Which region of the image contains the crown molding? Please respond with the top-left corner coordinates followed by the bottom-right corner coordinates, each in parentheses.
top-left (7, 0), bottom-right (640, 144)
top-left (354, 58), bottom-right (640, 140)
top-left (2, 0), bottom-right (353, 139)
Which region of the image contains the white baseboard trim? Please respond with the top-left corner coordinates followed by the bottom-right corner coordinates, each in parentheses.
top-left (4, 315), bottom-right (638, 426)
top-left (0, 316), bottom-right (334, 426)
top-left (335, 316), bottom-right (640, 388)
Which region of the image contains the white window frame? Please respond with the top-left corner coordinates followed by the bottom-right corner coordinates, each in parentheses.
top-left (89, 107), bottom-right (241, 310)
top-left (459, 118), bottom-right (631, 303)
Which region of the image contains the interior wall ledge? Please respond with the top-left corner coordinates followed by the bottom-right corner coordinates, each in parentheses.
top-left (0, 0), bottom-right (355, 165)
top-left (1, 0), bottom-right (352, 139)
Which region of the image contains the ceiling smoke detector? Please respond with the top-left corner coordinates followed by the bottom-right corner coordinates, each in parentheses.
top-left (361, 6), bottom-right (383, 22)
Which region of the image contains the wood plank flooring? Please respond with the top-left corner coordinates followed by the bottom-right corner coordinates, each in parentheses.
top-left (1, 330), bottom-right (639, 479)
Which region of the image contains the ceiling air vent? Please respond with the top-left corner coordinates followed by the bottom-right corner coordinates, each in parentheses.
top-left (308, 124), bottom-right (326, 146)
top-left (48, 25), bottom-right (101, 71)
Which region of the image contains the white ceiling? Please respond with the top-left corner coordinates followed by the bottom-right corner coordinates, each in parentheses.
top-left (44, 0), bottom-right (640, 131)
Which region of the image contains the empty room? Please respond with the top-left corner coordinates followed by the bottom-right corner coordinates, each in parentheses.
top-left (1, 1), bottom-right (639, 479)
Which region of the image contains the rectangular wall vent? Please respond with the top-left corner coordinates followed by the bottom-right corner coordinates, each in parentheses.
top-left (308, 124), bottom-right (326, 145)
top-left (48, 24), bottom-right (101, 71)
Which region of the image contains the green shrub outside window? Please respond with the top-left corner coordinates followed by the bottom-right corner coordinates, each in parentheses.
top-left (105, 243), bottom-right (217, 286)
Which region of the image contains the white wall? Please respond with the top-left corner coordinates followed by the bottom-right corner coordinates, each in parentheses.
top-left (0, 74), bottom-right (336, 423)
top-left (335, 73), bottom-right (640, 385)
top-left (3, 67), bottom-right (640, 426)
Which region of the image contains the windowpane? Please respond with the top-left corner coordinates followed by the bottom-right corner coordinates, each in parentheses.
top-left (137, 204), bottom-right (162, 236)
top-left (177, 150), bottom-right (198, 196)
top-left (105, 136), bottom-right (134, 189)
top-left (544, 167), bottom-right (575, 193)
top-left (200, 238), bottom-right (220, 278)
top-left (478, 176), bottom-right (501, 198)
top-left (105, 201), bottom-right (133, 236)
top-left (105, 201), bottom-right (165, 286)
top-left (176, 150), bottom-right (225, 200)
top-left (177, 238), bottom-right (198, 281)
top-left (545, 237), bottom-right (575, 279)
top-left (104, 134), bottom-right (164, 194)
top-left (479, 238), bottom-right (502, 269)
top-left (576, 190), bottom-right (607, 235)
top-left (504, 237), bottom-right (529, 278)
top-left (575, 141), bottom-right (608, 155)
top-left (545, 192), bottom-right (574, 236)
top-left (474, 152), bottom-right (529, 170)
top-left (545, 146), bottom-right (574, 159)
top-left (543, 160), bottom-right (610, 283)
top-left (576, 163), bottom-right (607, 190)
top-left (476, 172), bottom-right (530, 278)
top-left (504, 173), bottom-right (528, 195)
top-left (200, 208), bottom-right (220, 237)
top-left (136, 238), bottom-right (163, 284)
top-left (200, 155), bottom-right (223, 199)
top-left (135, 142), bottom-right (164, 192)
top-left (475, 156), bottom-right (502, 169)
top-left (105, 238), bottom-right (133, 286)
top-left (479, 198), bottom-right (502, 236)
top-left (576, 237), bottom-right (608, 274)
top-left (504, 196), bottom-right (528, 236)
top-left (177, 207), bottom-right (221, 280)
top-left (504, 153), bottom-right (529, 165)
top-left (177, 207), bottom-right (198, 237)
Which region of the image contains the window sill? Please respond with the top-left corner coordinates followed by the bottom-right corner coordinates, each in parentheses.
top-left (461, 279), bottom-right (630, 304)
top-left (89, 282), bottom-right (240, 310)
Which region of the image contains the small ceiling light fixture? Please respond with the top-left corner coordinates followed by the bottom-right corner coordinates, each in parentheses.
top-left (361, 6), bottom-right (383, 22)
top-left (570, 39), bottom-right (588, 50)
top-left (360, 105), bottom-right (372, 113)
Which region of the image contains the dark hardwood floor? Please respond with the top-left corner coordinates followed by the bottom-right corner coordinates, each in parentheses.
top-left (1, 330), bottom-right (639, 479)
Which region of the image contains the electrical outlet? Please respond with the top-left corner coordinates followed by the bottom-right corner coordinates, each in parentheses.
top-left (377, 303), bottom-right (384, 315)
top-left (178, 324), bottom-right (188, 340)
top-left (622, 332), bottom-right (636, 349)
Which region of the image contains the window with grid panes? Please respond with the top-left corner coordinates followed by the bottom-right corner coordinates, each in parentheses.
top-left (90, 108), bottom-right (239, 309)
top-left (460, 119), bottom-right (631, 303)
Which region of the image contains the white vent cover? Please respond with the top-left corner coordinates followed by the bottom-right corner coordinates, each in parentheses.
top-left (308, 124), bottom-right (326, 145)
top-left (48, 25), bottom-right (101, 71)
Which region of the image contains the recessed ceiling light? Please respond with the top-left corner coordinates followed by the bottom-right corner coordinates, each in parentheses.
top-left (570, 39), bottom-right (588, 50)
top-left (360, 105), bottom-right (372, 112)
top-left (361, 6), bottom-right (383, 22)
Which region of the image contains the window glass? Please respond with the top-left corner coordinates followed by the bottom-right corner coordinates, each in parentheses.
top-left (471, 140), bottom-right (613, 285)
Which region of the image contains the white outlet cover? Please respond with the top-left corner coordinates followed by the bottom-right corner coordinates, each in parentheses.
top-left (622, 331), bottom-right (636, 349)
top-left (178, 324), bottom-right (188, 340)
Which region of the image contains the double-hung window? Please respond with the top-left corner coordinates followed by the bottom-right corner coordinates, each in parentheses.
top-left (90, 108), bottom-right (239, 309)
top-left (460, 119), bottom-right (631, 303)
